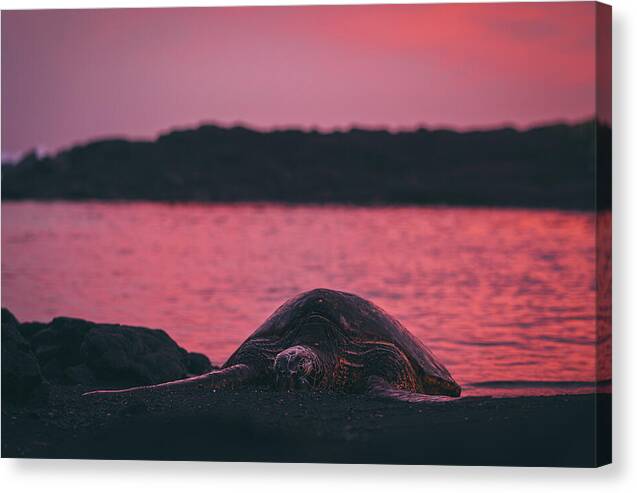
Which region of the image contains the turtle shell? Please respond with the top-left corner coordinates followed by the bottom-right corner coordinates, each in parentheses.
top-left (232, 288), bottom-right (458, 390)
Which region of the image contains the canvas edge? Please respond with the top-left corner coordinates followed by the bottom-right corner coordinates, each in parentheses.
top-left (594, 0), bottom-right (612, 468)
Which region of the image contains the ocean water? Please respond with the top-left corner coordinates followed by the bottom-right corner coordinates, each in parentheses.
top-left (1, 202), bottom-right (610, 397)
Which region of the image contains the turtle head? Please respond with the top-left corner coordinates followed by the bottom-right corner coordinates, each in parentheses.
top-left (273, 345), bottom-right (322, 391)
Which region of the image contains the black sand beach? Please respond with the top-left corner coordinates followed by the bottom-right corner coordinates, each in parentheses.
top-left (2, 384), bottom-right (610, 467)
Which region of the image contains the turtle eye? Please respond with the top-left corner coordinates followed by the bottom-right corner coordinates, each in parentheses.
top-left (301, 360), bottom-right (313, 375)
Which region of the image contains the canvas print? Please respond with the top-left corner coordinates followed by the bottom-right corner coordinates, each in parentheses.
top-left (1, 2), bottom-right (611, 466)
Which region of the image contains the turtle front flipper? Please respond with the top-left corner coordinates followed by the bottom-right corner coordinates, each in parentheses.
top-left (366, 376), bottom-right (456, 403)
top-left (82, 363), bottom-right (257, 397)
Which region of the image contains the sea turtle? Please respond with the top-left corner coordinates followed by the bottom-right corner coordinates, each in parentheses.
top-left (84, 288), bottom-right (461, 402)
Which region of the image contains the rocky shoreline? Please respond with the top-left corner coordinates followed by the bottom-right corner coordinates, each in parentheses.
top-left (1, 309), bottom-right (611, 466)
top-left (2, 308), bottom-right (213, 403)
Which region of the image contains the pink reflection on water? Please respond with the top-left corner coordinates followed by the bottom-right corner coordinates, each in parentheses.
top-left (1, 202), bottom-right (608, 397)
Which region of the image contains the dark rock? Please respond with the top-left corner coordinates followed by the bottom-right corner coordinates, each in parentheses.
top-left (18, 321), bottom-right (48, 341)
top-left (186, 352), bottom-right (214, 375)
top-left (64, 364), bottom-right (96, 385)
top-left (17, 314), bottom-right (212, 389)
top-left (27, 380), bottom-right (51, 406)
top-left (80, 325), bottom-right (189, 385)
top-left (30, 321), bottom-right (90, 381)
top-left (41, 358), bottom-right (65, 382)
top-left (1, 308), bottom-right (44, 402)
top-left (2, 307), bottom-right (19, 326)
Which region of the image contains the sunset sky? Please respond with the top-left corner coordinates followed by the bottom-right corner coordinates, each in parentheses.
top-left (1, 2), bottom-right (608, 157)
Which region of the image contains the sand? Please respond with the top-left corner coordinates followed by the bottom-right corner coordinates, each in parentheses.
top-left (1, 384), bottom-right (610, 467)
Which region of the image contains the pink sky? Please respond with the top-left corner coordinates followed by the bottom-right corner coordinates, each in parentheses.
top-left (1, 3), bottom-right (608, 156)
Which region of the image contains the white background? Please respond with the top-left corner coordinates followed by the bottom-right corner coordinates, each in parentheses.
top-left (0, 0), bottom-right (635, 491)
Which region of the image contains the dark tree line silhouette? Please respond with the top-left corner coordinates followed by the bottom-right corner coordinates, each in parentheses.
top-left (2, 120), bottom-right (610, 210)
